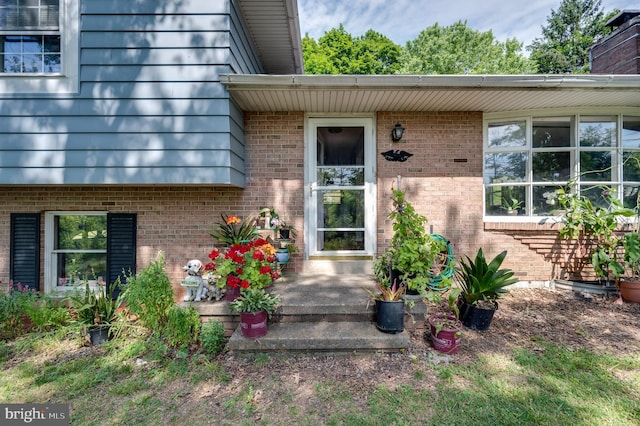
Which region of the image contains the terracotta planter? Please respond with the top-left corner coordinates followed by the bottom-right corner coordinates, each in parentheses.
top-left (240, 310), bottom-right (268, 338)
top-left (428, 314), bottom-right (462, 354)
top-left (375, 299), bottom-right (404, 334)
top-left (225, 284), bottom-right (241, 302)
top-left (619, 278), bottom-right (640, 303)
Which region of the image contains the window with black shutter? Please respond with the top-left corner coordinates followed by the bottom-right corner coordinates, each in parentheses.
top-left (40, 212), bottom-right (137, 294)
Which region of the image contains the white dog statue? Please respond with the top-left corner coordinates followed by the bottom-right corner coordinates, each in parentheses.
top-left (181, 259), bottom-right (208, 302)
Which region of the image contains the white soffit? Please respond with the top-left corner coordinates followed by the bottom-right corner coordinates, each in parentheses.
top-left (238, 0), bottom-right (303, 74)
top-left (221, 74), bottom-right (640, 113)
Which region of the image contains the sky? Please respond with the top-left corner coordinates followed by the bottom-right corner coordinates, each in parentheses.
top-left (298, 0), bottom-right (638, 49)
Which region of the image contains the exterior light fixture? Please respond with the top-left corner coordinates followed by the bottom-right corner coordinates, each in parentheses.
top-left (391, 123), bottom-right (405, 142)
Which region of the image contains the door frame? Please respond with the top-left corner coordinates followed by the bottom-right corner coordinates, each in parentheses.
top-left (304, 114), bottom-right (377, 258)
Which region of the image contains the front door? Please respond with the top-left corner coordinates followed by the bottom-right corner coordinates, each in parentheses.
top-left (305, 117), bottom-right (376, 257)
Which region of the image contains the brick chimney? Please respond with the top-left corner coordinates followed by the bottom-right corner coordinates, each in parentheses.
top-left (590, 10), bottom-right (640, 74)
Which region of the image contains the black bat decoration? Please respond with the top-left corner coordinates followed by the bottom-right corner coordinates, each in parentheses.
top-left (381, 150), bottom-right (413, 162)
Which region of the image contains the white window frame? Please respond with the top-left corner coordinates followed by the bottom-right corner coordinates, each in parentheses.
top-left (44, 211), bottom-right (108, 294)
top-left (483, 108), bottom-right (640, 222)
top-left (0, 0), bottom-right (79, 94)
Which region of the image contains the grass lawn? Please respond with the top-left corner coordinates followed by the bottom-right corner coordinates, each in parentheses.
top-left (1, 327), bottom-right (639, 425)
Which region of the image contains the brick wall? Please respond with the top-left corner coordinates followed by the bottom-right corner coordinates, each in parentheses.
top-left (375, 112), bottom-right (559, 283)
top-left (1, 110), bottom-right (588, 296)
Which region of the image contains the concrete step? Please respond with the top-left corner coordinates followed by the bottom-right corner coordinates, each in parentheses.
top-left (227, 321), bottom-right (411, 353)
top-left (301, 259), bottom-right (373, 275)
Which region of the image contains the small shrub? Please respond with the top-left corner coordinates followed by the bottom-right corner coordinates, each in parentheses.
top-left (163, 305), bottom-right (201, 349)
top-left (122, 251), bottom-right (174, 332)
top-left (24, 296), bottom-right (71, 332)
top-left (0, 282), bottom-right (38, 339)
top-left (200, 320), bottom-right (226, 356)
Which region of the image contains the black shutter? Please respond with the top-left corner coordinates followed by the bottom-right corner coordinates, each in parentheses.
top-left (106, 213), bottom-right (136, 297)
top-left (10, 213), bottom-right (41, 292)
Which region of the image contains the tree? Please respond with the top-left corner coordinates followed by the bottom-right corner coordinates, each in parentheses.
top-left (398, 21), bottom-right (536, 74)
top-left (303, 24), bottom-right (401, 74)
top-left (528, 0), bottom-right (614, 74)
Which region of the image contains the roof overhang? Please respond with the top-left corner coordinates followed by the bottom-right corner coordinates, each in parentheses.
top-left (221, 74), bottom-right (640, 113)
top-left (238, 0), bottom-right (304, 74)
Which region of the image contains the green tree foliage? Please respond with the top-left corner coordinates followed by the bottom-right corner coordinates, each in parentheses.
top-left (303, 24), bottom-right (401, 74)
top-left (528, 0), bottom-right (615, 73)
top-left (399, 21), bottom-right (536, 74)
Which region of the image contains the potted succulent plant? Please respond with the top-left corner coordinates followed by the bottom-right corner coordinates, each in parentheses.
top-left (228, 287), bottom-right (281, 338)
top-left (363, 268), bottom-right (407, 333)
top-left (456, 249), bottom-right (518, 330)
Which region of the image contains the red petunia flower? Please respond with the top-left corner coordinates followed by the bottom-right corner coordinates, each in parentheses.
top-left (240, 280), bottom-right (250, 289)
top-left (204, 262), bottom-right (216, 271)
top-left (208, 249), bottom-right (221, 260)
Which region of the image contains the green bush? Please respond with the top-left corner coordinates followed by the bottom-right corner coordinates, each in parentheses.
top-left (0, 282), bottom-right (38, 339)
top-left (24, 296), bottom-right (71, 332)
top-left (122, 251), bottom-right (175, 332)
top-left (200, 320), bottom-right (226, 356)
top-left (164, 305), bottom-right (201, 349)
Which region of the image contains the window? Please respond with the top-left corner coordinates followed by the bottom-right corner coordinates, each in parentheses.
top-left (0, 0), bottom-right (61, 73)
top-left (48, 213), bottom-right (107, 290)
top-left (0, 0), bottom-right (78, 93)
top-left (484, 113), bottom-right (640, 218)
top-left (43, 212), bottom-right (136, 294)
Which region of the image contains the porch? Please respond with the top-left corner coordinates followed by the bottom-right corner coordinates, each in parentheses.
top-left (191, 272), bottom-right (428, 353)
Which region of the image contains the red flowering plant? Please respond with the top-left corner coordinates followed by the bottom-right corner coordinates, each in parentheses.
top-left (204, 238), bottom-right (280, 291)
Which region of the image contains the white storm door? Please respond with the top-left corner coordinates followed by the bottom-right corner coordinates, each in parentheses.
top-left (306, 117), bottom-right (376, 256)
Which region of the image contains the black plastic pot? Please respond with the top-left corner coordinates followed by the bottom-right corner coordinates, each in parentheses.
top-left (375, 299), bottom-right (405, 333)
top-left (89, 326), bottom-right (111, 345)
top-left (459, 301), bottom-right (497, 331)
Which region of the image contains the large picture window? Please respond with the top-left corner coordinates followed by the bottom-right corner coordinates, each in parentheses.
top-left (484, 113), bottom-right (640, 218)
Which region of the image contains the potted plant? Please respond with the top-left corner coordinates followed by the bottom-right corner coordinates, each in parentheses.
top-left (557, 185), bottom-right (640, 302)
top-left (387, 187), bottom-right (446, 295)
top-left (456, 249), bottom-right (518, 330)
top-left (68, 281), bottom-right (124, 344)
top-left (362, 273), bottom-right (407, 333)
top-left (502, 197), bottom-right (523, 216)
top-left (428, 288), bottom-right (463, 354)
top-left (619, 232), bottom-right (640, 303)
top-left (228, 287), bottom-right (281, 338)
top-left (209, 214), bottom-right (259, 246)
top-left (205, 238), bottom-right (280, 301)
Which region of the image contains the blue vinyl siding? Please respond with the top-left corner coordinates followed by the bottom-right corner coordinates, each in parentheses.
top-left (0, 0), bottom-right (260, 187)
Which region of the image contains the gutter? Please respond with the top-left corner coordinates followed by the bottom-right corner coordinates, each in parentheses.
top-left (220, 74), bottom-right (640, 90)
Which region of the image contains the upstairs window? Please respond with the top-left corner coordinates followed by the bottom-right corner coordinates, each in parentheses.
top-left (0, 0), bottom-right (78, 93)
top-left (0, 0), bottom-right (60, 73)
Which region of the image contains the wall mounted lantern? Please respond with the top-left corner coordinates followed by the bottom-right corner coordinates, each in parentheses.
top-left (391, 123), bottom-right (405, 142)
